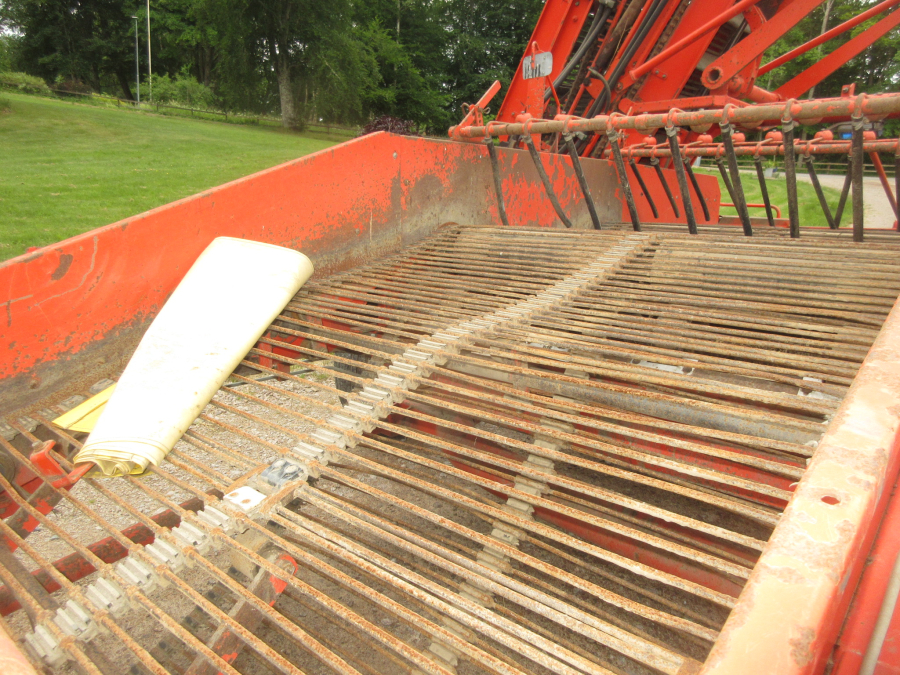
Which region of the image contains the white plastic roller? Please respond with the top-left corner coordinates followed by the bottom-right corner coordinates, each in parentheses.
top-left (73, 237), bottom-right (314, 477)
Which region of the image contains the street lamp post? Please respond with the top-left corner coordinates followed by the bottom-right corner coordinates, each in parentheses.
top-left (132, 15), bottom-right (140, 105)
top-left (146, 0), bottom-right (152, 102)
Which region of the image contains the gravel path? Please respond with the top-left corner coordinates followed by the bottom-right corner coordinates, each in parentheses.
top-left (796, 172), bottom-right (897, 229)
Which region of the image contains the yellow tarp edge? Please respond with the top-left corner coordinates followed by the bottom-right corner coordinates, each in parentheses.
top-left (52, 384), bottom-right (115, 433)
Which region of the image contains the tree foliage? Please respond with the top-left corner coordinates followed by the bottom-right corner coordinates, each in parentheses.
top-left (5, 0), bottom-right (898, 134)
top-left (0, 0), bottom-right (544, 131)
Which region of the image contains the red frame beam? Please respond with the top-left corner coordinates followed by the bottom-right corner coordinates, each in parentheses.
top-left (776, 8), bottom-right (900, 100)
top-left (495, 0), bottom-right (592, 124)
top-left (759, 0), bottom-right (900, 76)
top-left (629, 0), bottom-right (762, 82)
top-left (701, 0), bottom-right (828, 91)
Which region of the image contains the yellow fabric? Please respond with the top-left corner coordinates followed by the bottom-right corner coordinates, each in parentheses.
top-left (52, 384), bottom-right (116, 433)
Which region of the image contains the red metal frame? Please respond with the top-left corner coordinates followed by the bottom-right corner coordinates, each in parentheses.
top-left (701, 0), bottom-right (827, 92)
top-left (759, 0), bottom-right (900, 76)
top-left (776, 8), bottom-right (900, 100)
top-left (0, 133), bottom-right (650, 415)
top-left (495, 0), bottom-right (591, 124)
top-left (831, 479), bottom-right (900, 674)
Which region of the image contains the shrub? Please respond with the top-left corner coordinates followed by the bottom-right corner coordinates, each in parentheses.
top-left (0, 72), bottom-right (51, 96)
top-left (54, 77), bottom-right (93, 95)
top-left (358, 115), bottom-right (416, 137)
top-left (150, 72), bottom-right (216, 110)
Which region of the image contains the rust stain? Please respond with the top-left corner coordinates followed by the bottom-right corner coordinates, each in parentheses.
top-left (51, 253), bottom-right (73, 281)
top-left (789, 627), bottom-right (816, 667)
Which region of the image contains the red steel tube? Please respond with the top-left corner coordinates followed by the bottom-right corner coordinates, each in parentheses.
top-left (614, 139), bottom-right (900, 158)
top-left (722, 202), bottom-right (783, 218)
top-left (870, 151), bottom-right (899, 216)
top-left (451, 93), bottom-right (900, 139)
top-left (759, 0), bottom-right (900, 76)
top-left (629, 0), bottom-right (761, 82)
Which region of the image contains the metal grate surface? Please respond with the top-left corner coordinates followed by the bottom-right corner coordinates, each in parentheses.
top-left (2, 226), bottom-right (900, 675)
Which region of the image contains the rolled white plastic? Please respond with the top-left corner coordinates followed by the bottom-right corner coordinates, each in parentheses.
top-left (73, 237), bottom-right (314, 477)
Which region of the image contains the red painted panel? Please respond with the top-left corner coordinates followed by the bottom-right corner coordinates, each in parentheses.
top-left (1, 133), bottom-right (669, 413)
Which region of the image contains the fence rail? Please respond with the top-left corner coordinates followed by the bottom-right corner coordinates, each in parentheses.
top-left (703, 158), bottom-right (895, 178)
top-left (47, 88), bottom-right (358, 134)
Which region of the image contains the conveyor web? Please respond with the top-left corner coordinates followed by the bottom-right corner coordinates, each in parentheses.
top-left (2, 226), bottom-right (900, 675)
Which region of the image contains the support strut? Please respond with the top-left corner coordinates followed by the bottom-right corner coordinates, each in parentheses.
top-left (607, 129), bottom-right (641, 232)
top-left (835, 157), bottom-right (853, 228)
top-left (721, 123), bottom-right (752, 236)
top-left (628, 157), bottom-right (658, 219)
top-left (564, 133), bottom-right (603, 229)
top-left (651, 157), bottom-right (680, 218)
top-left (753, 155), bottom-right (776, 227)
top-left (665, 125), bottom-right (698, 235)
top-left (484, 138), bottom-right (511, 228)
top-left (803, 155), bottom-right (836, 229)
top-left (682, 158), bottom-right (711, 222)
top-left (524, 135), bottom-right (573, 229)
top-left (851, 116), bottom-right (866, 242)
top-left (782, 119), bottom-right (800, 238)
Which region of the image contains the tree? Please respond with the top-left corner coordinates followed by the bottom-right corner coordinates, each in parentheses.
top-left (3, 0), bottom-right (141, 98)
top-left (438, 0), bottom-right (544, 120)
top-left (0, 34), bottom-right (22, 72)
top-left (209, 0), bottom-right (376, 129)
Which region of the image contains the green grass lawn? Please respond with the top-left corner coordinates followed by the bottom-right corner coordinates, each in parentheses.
top-left (0, 92), bottom-right (353, 261)
top-left (695, 166), bottom-right (843, 227)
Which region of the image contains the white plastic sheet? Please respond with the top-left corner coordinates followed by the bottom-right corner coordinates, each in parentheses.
top-left (73, 237), bottom-right (313, 476)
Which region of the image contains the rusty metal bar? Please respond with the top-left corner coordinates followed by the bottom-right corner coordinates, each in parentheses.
top-left (523, 135), bottom-right (573, 228)
top-left (721, 124), bottom-right (753, 236)
top-left (608, 129), bottom-right (641, 231)
top-left (484, 138), bottom-right (511, 228)
top-left (782, 121), bottom-right (801, 239)
top-left (753, 155), bottom-right (776, 227)
top-left (852, 117), bottom-right (867, 242)
top-left (652, 156), bottom-right (680, 217)
top-left (629, 157), bottom-right (659, 218)
top-left (453, 94), bottom-right (900, 139)
top-left (564, 133), bottom-right (603, 229)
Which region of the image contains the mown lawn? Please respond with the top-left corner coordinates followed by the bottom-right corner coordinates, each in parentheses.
top-left (0, 92), bottom-right (353, 261)
top-left (694, 165), bottom-right (843, 227)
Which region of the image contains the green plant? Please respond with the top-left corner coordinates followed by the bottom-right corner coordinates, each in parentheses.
top-left (53, 76), bottom-right (93, 95)
top-left (0, 71), bottom-right (51, 96)
top-left (149, 71), bottom-right (216, 110)
top-left (0, 96), bottom-right (10, 113)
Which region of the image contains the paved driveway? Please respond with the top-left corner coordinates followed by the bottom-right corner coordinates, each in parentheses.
top-left (796, 172), bottom-right (897, 229)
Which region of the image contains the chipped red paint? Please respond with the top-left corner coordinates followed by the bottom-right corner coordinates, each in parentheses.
top-left (496, 0), bottom-right (591, 125)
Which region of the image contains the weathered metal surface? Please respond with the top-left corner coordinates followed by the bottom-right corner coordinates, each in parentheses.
top-left (0, 135), bottom-right (637, 416)
top-left (830, 469), bottom-right (900, 674)
top-left (702, 293), bottom-right (900, 675)
top-left (1, 226), bottom-right (899, 675)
